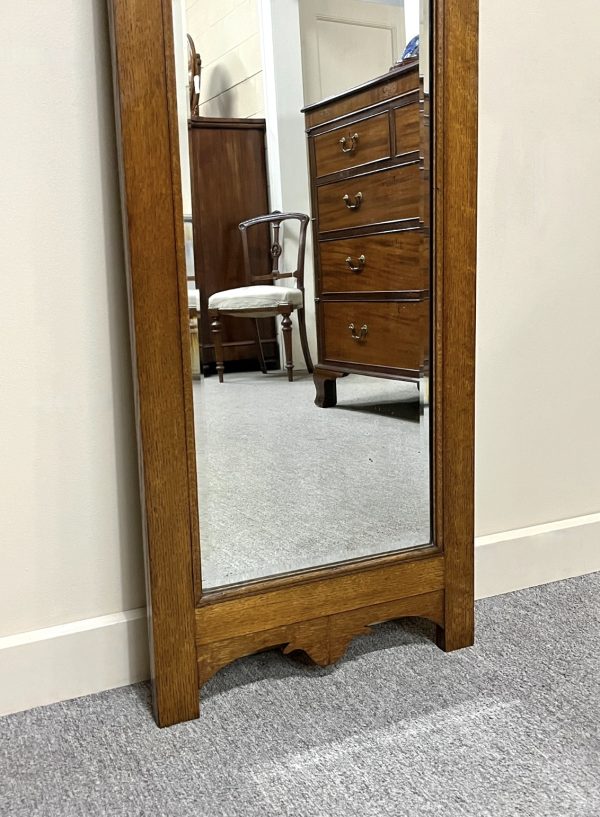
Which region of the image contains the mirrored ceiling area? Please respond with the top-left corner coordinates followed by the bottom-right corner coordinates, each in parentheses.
top-left (171, 0), bottom-right (432, 589)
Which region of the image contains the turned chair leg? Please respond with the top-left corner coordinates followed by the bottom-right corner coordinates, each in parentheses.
top-left (210, 312), bottom-right (225, 383)
top-left (297, 307), bottom-right (314, 374)
top-left (281, 310), bottom-right (294, 382)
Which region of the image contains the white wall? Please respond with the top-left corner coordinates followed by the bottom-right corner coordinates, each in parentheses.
top-left (404, 0), bottom-right (420, 42)
top-left (173, 0), bottom-right (193, 216)
top-left (260, 0), bottom-right (318, 367)
top-left (187, 0), bottom-right (265, 118)
top-left (2, 0), bottom-right (600, 716)
top-left (476, 0), bottom-right (600, 535)
top-left (0, 2), bottom-right (147, 713)
top-left (474, 0), bottom-right (600, 595)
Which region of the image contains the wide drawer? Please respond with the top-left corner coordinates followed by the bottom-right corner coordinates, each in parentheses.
top-left (317, 164), bottom-right (420, 233)
top-left (319, 231), bottom-right (425, 293)
top-left (321, 300), bottom-right (428, 372)
top-left (314, 112), bottom-right (390, 178)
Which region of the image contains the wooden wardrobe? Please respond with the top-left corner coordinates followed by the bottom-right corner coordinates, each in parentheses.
top-left (188, 117), bottom-right (279, 375)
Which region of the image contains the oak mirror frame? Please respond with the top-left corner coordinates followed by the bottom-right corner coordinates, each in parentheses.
top-left (108, 0), bottom-right (478, 727)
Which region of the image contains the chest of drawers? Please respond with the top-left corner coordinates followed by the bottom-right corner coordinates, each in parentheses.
top-left (304, 62), bottom-right (429, 407)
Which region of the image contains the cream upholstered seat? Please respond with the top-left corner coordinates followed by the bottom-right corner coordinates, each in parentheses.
top-left (208, 284), bottom-right (303, 316)
top-left (209, 212), bottom-right (313, 383)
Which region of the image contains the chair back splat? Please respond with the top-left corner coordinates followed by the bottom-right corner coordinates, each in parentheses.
top-left (239, 212), bottom-right (310, 291)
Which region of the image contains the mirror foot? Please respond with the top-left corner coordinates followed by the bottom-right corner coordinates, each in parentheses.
top-left (435, 623), bottom-right (474, 653)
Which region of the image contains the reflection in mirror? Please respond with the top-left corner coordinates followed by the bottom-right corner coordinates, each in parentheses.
top-left (172, 0), bottom-right (431, 589)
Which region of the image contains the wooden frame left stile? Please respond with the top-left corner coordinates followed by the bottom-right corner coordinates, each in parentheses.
top-left (107, 0), bottom-right (200, 726)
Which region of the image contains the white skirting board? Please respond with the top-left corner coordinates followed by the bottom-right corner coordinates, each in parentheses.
top-left (0, 609), bottom-right (149, 717)
top-left (475, 512), bottom-right (600, 599)
top-left (2, 513), bottom-right (600, 717)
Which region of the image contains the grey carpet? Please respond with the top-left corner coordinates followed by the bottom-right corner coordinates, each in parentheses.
top-left (2, 574), bottom-right (600, 816)
top-left (194, 372), bottom-right (430, 588)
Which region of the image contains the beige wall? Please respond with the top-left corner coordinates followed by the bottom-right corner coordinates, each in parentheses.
top-left (476, 0), bottom-right (600, 535)
top-left (0, 2), bottom-right (144, 638)
top-left (186, 0), bottom-right (264, 118)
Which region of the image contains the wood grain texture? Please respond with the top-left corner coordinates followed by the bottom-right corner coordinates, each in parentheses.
top-left (196, 555), bottom-right (444, 644)
top-left (108, 0), bottom-right (199, 725)
top-left (197, 619), bottom-right (330, 686)
top-left (320, 231), bottom-right (425, 293)
top-left (304, 63), bottom-right (419, 129)
top-left (394, 101), bottom-right (420, 157)
top-left (197, 590), bottom-right (444, 686)
top-left (317, 164), bottom-right (420, 234)
top-left (321, 300), bottom-right (428, 371)
top-left (327, 590), bottom-right (444, 663)
top-left (188, 118), bottom-right (276, 372)
top-left (314, 112), bottom-right (391, 178)
top-left (204, 544), bottom-right (440, 602)
top-left (307, 71), bottom-right (429, 406)
top-left (433, 0), bottom-right (478, 650)
top-left (164, 3), bottom-right (203, 603)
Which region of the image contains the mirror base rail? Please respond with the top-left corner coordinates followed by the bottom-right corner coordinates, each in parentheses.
top-left (195, 551), bottom-right (470, 688)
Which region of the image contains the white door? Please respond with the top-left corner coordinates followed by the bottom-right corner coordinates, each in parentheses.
top-left (299, 0), bottom-right (406, 105)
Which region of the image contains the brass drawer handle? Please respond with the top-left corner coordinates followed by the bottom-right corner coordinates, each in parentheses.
top-left (343, 192), bottom-right (363, 210)
top-left (345, 254), bottom-right (366, 273)
top-left (348, 323), bottom-right (368, 342)
top-left (339, 132), bottom-right (359, 154)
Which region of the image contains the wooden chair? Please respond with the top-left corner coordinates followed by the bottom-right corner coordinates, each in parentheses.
top-left (208, 212), bottom-right (314, 383)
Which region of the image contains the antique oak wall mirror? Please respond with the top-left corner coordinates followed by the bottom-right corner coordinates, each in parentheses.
top-left (108, 0), bottom-right (477, 727)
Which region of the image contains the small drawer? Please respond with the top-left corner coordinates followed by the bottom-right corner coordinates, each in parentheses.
top-left (314, 113), bottom-right (390, 178)
top-left (321, 300), bottom-right (428, 372)
top-left (320, 231), bottom-right (425, 293)
top-left (317, 165), bottom-right (420, 233)
top-left (394, 100), bottom-right (420, 156)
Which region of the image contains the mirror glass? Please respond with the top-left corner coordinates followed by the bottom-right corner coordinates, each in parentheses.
top-left (172, 0), bottom-right (431, 589)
